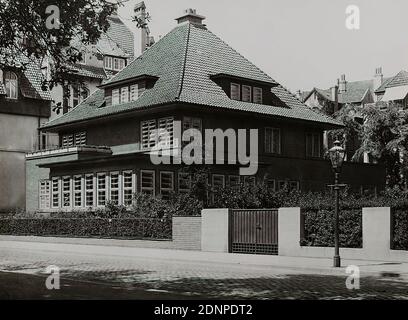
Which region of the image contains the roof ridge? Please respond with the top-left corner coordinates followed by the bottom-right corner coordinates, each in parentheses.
top-left (176, 23), bottom-right (192, 100)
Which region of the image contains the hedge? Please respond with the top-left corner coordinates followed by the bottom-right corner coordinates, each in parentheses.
top-left (0, 218), bottom-right (172, 240)
top-left (301, 208), bottom-right (362, 248)
top-left (392, 208), bottom-right (408, 250)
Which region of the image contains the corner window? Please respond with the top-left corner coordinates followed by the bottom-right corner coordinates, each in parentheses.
top-left (51, 178), bottom-right (60, 209)
top-left (4, 71), bottom-right (18, 99)
top-left (97, 173), bottom-right (107, 206)
top-left (230, 83), bottom-right (241, 101)
top-left (73, 175), bottom-right (83, 207)
top-left (253, 87), bottom-right (262, 104)
top-left (123, 171), bottom-right (135, 206)
top-left (242, 85), bottom-right (252, 102)
top-left (39, 180), bottom-right (51, 209)
top-left (306, 133), bottom-right (322, 158)
top-left (110, 172), bottom-right (120, 205)
top-left (62, 176), bottom-right (71, 208)
top-left (85, 174), bottom-right (95, 207)
top-left (265, 128), bottom-right (281, 154)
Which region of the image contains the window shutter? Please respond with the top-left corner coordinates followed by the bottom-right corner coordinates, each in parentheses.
top-left (121, 86), bottom-right (129, 104)
top-left (62, 134), bottom-right (74, 148)
top-left (253, 87), bottom-right (263, 104)
top-left (112, 89), bottom-right (120, 105)
top-left (141, 119), bottom-right (157, 149)
top-left (74, 132), bottom-right (86, 146)
top-left (130, 84), bottom-right (138, 101)
top-left (158, 117), bottom-right (174, 147)
top-left (242, 85), bottom-right (252, 102)
top-left (230, 83), bottom-right (240, 100)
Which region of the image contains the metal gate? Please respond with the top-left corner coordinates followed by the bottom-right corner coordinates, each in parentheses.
top-left (229, 209), bottom-right (278, 255)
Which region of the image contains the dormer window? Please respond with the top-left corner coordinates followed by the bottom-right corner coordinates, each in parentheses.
top-left (4, 71), bottom-right (18, 99)
top-left (253, 87), bottom-right (263, 104)
top-left (230, 83), bottom-right (241, 101)
top-left (110, 82), bottom-right (145, 106)
top-left (104, 56), bottom-right (126, 72)
top-left (242, 85), bottom-right (252, 102)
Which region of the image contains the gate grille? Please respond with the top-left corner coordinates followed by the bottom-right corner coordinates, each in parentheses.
top-left (229, 209), bottom-right (278, 255)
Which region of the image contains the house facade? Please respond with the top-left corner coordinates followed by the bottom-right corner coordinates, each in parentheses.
top-left (0, 59), bottom-right (52, 211)
top-left (25, 10), bottom-right (386, 213)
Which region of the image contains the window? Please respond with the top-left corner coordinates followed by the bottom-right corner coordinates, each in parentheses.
top-left (122, 171), bottom-right (135, 206)
top-left (62, 134), bottom-right (74, 148)
top-left (266, 178), bottom-right (276, 191)
top-left (114, 58), bottom-right (119, 70)
top-left (74, 132), bottom-right (86, 146)
top-left (230, 83), bottom-right (241, 101)
top-left (265, 128), bottom-right (281, 154)
top-left (97, 173), bottom-right (107, 206)
top-left (178, 172), bottom-right (191, 193)
top-left (138, 81), bottom-right (146, 96)
top-left (73, 175), bottom-right (83, 207)
top-left (243, 176), bottom-right (256, 187)
top-left (118, 58), bottom-right (125, 70)
top-left (242, 85), bottom-right (252, 102)
top-left (39, 180), bottom-right (51, 209)
top-left (160, 171), bottom-right (174, 200)
top-left (278, 180), bottom-right (287, 191)
top-left (253, 87), bottom-right (263, 104)
top-left (51, 178), bottom-right (60, 208)
top-left (85, 174), bottom-right (95, 207)
top-left (4, 71), bottom-right (18, 99)
top-left (158, 117), bottom-right (174, 148)
top-left (130, 84), bottom-right (139, 101)
top-left (289, 181), bottom-right (300, 191)
top-left (306, 133), bottom-right (322, 158)
top-left (62, 176), bottom-right (71, 208)
top-left (121, 86), bottom-right (129, 104)
top-left (141, 119), bottom-right (157, 150)
top-left (112, 88), bottom-right (120, 105)
top-left (141, 170), bottom-right (155, 195)
top-left (104, 56), bottom-right (113, 70)
top-left (212, 174), bottom-right (225, 189)
top-left (183, 117), bottom-right (202, 146)
top-left (110, 172), bottom-right (120, 205)
top-left (72, 84), bottom-right (80, 108)
top-left (228, 175), bottom-right (240, 188)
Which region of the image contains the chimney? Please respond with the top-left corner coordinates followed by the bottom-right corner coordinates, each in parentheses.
top-left (374, 67), bottom-right (384, 90)
top-left (331, 85), bottom-right (339, 113)
top-left (339, 74), bottom-right (347, 93)
top-left (176, 9), bottom-right (206, 26)
top-left (134, 1), bottom-right (149, 53)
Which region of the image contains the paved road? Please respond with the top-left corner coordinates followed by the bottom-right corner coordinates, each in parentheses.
top-left (0, 244), bottom-right (407, 300)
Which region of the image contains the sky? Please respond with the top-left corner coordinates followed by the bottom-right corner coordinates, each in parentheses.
top-left (117, 0), bottom-right (408, 92)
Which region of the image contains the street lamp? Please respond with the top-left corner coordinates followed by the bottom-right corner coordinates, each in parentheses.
top-left (328, 140), bottom-right (346, 268)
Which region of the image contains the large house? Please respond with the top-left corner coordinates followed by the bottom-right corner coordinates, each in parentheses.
top-left (25, 9), bottom-right (385, 213)
top-left (0, 58), bottom-right (52, 211)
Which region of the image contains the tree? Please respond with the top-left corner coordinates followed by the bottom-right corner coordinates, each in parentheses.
top-left (355, 102), bottom-right (408, 189)
top-left (0, 0), bottom-right (116, 89)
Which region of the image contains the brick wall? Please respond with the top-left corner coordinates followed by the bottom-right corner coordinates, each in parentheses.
top-left (172, 216), bottom-right (202, 251)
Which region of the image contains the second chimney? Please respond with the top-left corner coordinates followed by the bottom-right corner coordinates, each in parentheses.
top-left (374, 67), bottom-right (384, 90)
top-left (339, 74), bottom-right (347, 93)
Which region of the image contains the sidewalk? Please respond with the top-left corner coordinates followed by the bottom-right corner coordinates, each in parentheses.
top-left (1, 235), bottom-right (407, 278)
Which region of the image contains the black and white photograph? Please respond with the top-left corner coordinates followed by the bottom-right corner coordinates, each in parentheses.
top-left (0, 0), bottom-right (407, 313)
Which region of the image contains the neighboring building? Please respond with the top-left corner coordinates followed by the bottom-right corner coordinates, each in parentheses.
top-left (26, 9), bottom-right (385, 213)
top-left (0, 58), bottom-right (52, 211)
top-left (374, 70), bottom-right (408, 108)
top-left (47, 12), bottom-right (135, 122)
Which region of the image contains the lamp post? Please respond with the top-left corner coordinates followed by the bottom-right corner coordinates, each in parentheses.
top-left (328, 140), bottom-right (346, 268)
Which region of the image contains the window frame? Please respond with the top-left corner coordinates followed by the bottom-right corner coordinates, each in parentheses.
top-left (140, 170), bottom-right (155, 196)
top-left (178, 172), bottom-right (191, 193)
top-left (4, 71), bottom-right (18, 100)
top-left (73, 175), bottom-right (83, 208)
top-left (141, 119), bottom-right (157, 150)
top-left (122, 170), bottom-right (136, 206)
top-left (85, 173), bottom-right (95, 208)
top-left (97, 172), bottom-right (107, 207)
top-left (39, 180), bottom-right (51, 209)
top-left (51, 177), bottom-right (60, 209)
top-left (160, 171), bottom-right (174, 199)
top-left (230, 83), bottom-right (241, 101)
top-left (242, 85), bottom-right (252, 102)
top-left (109, 171), bottom-right (120, 205)
top-left (61, 176), bottom-right (72, 208)
top-left (306, 132), bottom-right (322, 158)
top-left (253, 87), bottom-right (263, 104)
top-left (264, 127), bottom-right (281, 154)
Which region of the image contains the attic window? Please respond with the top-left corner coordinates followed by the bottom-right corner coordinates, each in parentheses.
top-left (104, 56), bottom-right (126, 71)
top-left (4, 71), bottom-right (18, 99)
top-left (253, 87), bottom-right (263, 104)
top-left (110, 82), bottom-right (145, 106)
top-left (231, 83), bottom-right (241, 100)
